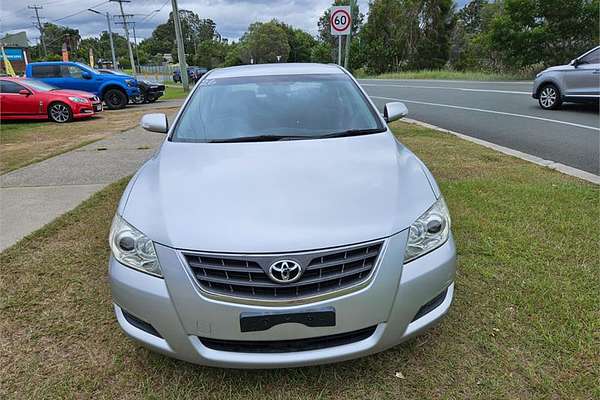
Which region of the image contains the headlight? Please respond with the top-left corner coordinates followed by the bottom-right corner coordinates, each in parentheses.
top-left (109, 214), bottom-right (162, 277)
top-left (68, 96), bottom-right (87, 103)
top-left (125, 79), bottom-right (136, 87)
top-left (404, 197), bottom-right (451, 263)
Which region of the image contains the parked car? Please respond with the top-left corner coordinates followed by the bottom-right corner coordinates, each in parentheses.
top-left (25, 61), bottom-right (140, 110)
top-left (0, 77), bottom-right (102, 123)
top-left (172, 66), bottom-right (207, 84)
top-left (98, 69), bottom-right (165, 104)
top-left (109, 63), bottom-right (456, 368)
top-left (533, 46), bottom-right (600, 110)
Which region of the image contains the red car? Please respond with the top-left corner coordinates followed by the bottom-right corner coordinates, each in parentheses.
top-left (0, 77), bottom-right (102, 123)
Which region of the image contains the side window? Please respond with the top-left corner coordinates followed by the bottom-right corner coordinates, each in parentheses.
top-left (0, 81), bottom-right (26, 94)
top-left (30, 65), bottom-right (61, 78)
top-left (580, 49), bottom-right (599, 64)
top-left (67, 65), bottom-right (84, 79)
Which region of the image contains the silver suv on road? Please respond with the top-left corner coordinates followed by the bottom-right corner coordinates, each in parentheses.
top-left (533, 46), bottom-right (600, 109)
top-left (108, 63), bottom-right (456, 368)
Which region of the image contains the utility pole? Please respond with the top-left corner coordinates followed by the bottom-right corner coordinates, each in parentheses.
top-left (171, 0), bottom-right (189, 91)
top-left (343, 0), bottom-right (355, 69)
top-left (131, 23), bottom-right (141, 72)
top-left (88, 9), bottom-right (117, 69)
top-left (110, 0), bottom-right (136, 75)
top-left (29, 5), bottom-right (47, 57)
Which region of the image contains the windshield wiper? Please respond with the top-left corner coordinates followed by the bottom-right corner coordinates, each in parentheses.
top-left (208, 134), bottom-right (309, 143)
top-left (315, 128), bottom-right (386, 139)
top-left (207, 128), bottom-right (386, 143)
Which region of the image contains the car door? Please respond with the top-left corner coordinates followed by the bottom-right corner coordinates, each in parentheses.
top-left (62, 64), bottom-right (97, 93)
top-left (564, 48), bottom-right (600, 97)
top-left (0, 80), bottom-right (39, 116)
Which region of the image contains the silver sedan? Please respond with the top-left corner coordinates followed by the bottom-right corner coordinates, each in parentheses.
top-left (108, 63), bottom-right (456, 368)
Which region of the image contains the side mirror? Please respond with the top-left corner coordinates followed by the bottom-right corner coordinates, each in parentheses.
top-left (383, 102), bottom-right (408, 123)
top-left (141, 113), bottom-right (168, 134)
top-left (570, 58), bottom-right (580, 67)
top-left (81, 72), bottom-right (92, 79)
top-left (18, 89), bottom-right (31, 96)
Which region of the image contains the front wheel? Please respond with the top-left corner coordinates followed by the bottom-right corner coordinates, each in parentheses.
top-left (538, 84), bottom-right (562, 110)
top-left (48, 102), bottom-right (73, 123)
top-left (104, 88), bottom-right (128, 110)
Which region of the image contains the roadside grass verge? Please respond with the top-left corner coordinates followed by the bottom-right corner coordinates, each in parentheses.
top-left (355, 69), bottom-right (530, 81)
top-left (1, 122), bottom-right (598, 399)
top-left (161, 85), bottom-right (188, 100)
top-left (0, 105), bottom-right (178, 174)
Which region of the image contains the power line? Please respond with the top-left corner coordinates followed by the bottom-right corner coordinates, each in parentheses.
top-left (52, 1), bottom-right (109, 22)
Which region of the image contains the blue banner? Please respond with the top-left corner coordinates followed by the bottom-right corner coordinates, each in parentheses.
top-left (3, 47), bottom-right (24, 61)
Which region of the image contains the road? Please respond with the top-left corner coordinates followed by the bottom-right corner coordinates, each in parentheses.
top-left (359, 79), bottom-right (600, 175)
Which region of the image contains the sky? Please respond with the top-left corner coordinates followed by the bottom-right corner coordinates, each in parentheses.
top-left (1, 0), bottom-right (470, 45)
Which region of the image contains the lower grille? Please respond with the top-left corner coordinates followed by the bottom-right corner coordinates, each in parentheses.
top-left (199, 326), bottom-right (377, 353)
top-left (183, 241), bottom-right (384, 301)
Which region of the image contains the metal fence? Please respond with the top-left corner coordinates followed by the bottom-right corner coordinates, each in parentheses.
top-left (136, 65), bottom-right (178, 83)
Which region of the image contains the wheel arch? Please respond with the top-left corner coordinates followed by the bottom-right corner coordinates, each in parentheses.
top-left (535, 77), bottom-right (563, 98)
top-left (100, 83), bottom-right (129, 101)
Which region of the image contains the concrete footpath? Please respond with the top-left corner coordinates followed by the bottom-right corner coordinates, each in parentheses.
top-left (0, 120), bottom-right (173, 251)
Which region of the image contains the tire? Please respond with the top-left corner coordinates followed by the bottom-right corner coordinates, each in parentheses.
top-left (538, 84), bottom-right (562, 110)
top-left (131, 93), bottom-right (146, 104)
top-left (104, 88), bottom-right (128, 110)
top-left (48, 102), bottom-right (73, 123)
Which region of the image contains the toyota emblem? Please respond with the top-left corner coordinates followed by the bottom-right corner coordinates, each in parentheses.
top-left (268, 260), bottom-right (302, 283)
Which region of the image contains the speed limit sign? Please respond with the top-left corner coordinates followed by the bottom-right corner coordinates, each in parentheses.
top-left (330, 6), bottom-right (351, 36)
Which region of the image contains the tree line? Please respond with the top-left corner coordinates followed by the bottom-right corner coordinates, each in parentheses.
top-left (28, 0), bottom-right (599, 76)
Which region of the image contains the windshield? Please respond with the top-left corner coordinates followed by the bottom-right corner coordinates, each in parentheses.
top-left (172, 73), bottom-right (384, 142)
top-left (23, 79), bottom-right (57, 91)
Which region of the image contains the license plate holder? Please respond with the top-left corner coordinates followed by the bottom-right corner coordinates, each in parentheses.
top-left (240, 307), bottom-right (336, 333)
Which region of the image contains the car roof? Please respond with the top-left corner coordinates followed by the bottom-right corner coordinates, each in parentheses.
top-left (207, 63), bottom-right (345, 79)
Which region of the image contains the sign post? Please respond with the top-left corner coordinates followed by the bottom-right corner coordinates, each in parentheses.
top-left (330, 6), bottom-right (351, 66)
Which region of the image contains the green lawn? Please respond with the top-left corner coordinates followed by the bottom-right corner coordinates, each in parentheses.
top-left (355, 69), bottom-right (530, 81)
top-left (161, 85), bottom-right (188, 100)
top-left (1, 122), bottom-right (597, 399)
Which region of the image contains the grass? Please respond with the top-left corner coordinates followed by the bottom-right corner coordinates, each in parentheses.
top-left (0, 105), bottom-right (179, 175)
top-left (355, 69), bottom-right (530, 81)
top-left (1, 122), bottom-right (598, 399)
top-left (161, 85), bottom-right (188, 100)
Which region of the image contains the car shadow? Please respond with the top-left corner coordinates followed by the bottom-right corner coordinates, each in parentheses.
top-left (559, 103), bottom-right (599, 114)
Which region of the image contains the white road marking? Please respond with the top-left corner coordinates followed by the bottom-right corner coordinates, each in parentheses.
top-left (359, 78), bottom-right (533, 85)
top-left (362, 83), bottom-right (530, 95)
top-left (370, 96), bottom-right (600, 132)
top-left (402, 118), bottom-right (600, 185)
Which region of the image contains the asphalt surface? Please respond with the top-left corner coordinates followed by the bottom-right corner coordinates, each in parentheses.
top-left (359, 79), bottom-right (600, 175)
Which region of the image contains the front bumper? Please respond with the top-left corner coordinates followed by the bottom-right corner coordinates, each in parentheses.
top-left (110, 231), bottom-right (456, 368)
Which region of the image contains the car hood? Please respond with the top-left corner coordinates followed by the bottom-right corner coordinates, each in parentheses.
top-left (540, 64), bottom-right (572, 74)
top-left (121, 132), bottom-right (437, 253)
top-left (52, 89), bottom-right (96, 98)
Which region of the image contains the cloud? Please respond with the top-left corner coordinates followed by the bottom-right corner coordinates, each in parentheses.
top-left (0, 0), bottom-right (371, 44)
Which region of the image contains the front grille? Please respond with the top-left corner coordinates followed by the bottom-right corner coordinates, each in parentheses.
top-left (199, 325), bottom-right (377, 353)
top-left (183, 241), bottom-right (383, 301)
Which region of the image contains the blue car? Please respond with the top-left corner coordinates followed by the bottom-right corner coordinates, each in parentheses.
top-left (25, 61), bottom-right (140, 109)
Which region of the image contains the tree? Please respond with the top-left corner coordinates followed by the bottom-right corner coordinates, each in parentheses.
top-left (30, 23), bottom-right (80, 60)
top-left (239, 21), bottom-right (290, 64)
top-left (138, 10), bottom-right (217, 63)
top-left (486, 0), bottom-right (599, 70)
top-left (273, 21), bottom-right (317, 62)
